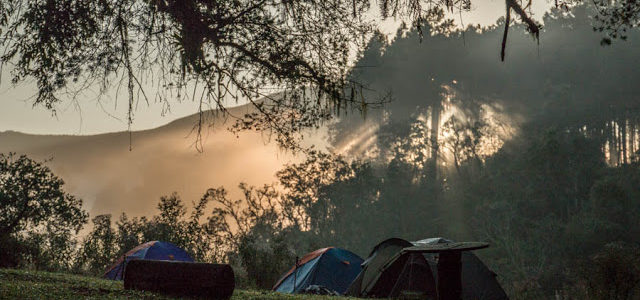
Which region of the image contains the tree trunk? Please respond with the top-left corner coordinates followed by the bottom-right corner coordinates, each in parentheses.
top-left (622, 119), bottom-right (628, 164)
top-left (429, 101), bottom-right (441, 181)
top-left (631, 123), bottom-right (636, 160)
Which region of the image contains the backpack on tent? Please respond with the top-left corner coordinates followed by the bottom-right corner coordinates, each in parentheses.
top-left (103, 241), bottom-right (194, 280)
top-left (346, 237), bottom-right (508, 300)
top-left (273, 247), bottom-right (364, 295)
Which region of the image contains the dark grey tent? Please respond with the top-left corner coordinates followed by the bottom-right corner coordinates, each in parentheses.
top-left (417, 238), bottom-right (508, 300)
top-left (346, 238), bottom-right (437, 298)
top-left (346, 237), bottom-right (508, 300)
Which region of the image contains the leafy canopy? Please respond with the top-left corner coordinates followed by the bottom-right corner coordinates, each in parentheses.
top-left (0, 0), bottom-right (638, 148)
top-left (0, 153), bottom-right (87, 238)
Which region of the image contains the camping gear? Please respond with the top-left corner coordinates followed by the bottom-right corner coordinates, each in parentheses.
top-left (103, 241), bottom-right (193, 280)
top-left (124, 260), bottom-right (235, 299)
top-left (300, 285), bottom-right (341, 296)
top-left (346, 238), bottom-right (508, 300)
top-left (273, 247), bottom-right (364, 294)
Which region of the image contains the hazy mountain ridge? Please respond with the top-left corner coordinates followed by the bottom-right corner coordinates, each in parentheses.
top-left (0, 103), bottom-right (300, 218)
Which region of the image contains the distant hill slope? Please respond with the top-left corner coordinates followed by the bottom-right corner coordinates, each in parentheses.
top-left (0, 104), bottom-right (309, 218)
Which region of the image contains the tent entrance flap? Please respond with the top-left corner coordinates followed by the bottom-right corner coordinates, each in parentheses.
top-left (389, 252), bottom-right (437, 298)
top-left (437, 251), bottom-right (462, 300)
top-left (273, 247), bottom-right (364, 295)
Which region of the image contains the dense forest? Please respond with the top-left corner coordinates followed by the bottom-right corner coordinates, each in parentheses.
top-left (2, 4), bottom-right (640, 299)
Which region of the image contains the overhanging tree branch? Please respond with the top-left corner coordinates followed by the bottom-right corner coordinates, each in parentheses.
top-left (501, 0), bottom-right (541, 61)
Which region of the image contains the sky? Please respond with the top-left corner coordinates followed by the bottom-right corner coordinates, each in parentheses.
top-left (1, 0), bottom-right (626, 228)
top-left (0, 0), bottom-right (553, 136)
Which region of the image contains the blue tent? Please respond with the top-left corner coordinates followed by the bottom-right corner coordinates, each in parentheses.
top-left (103, 241), bottom-right (194, 280)
top-left (273, 247), bottom-right (364, 294)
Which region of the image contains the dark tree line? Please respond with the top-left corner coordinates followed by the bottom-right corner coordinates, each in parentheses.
top-left (335, 4), bottom-right (640, 167)
top-left (3, 125), bottom-right (640, 299)
top-left (77, 128), bottom-right (640, 298)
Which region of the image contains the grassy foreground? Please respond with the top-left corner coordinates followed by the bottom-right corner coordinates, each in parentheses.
top-left (0, 268), bottom-right (350, 299)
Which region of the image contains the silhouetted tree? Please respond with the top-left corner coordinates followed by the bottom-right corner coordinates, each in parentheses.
top-left (0, 0), bottom-right (377, 149)
top-left (0, 153), bottom-right (87, 269)
top-left (76, 191), bottom-right (218, 274)
top-left (75, 215), bottom-right (116, 274)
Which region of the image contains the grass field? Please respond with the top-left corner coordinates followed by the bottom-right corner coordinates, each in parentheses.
top-left (0, 268), bottom-right (349, 299)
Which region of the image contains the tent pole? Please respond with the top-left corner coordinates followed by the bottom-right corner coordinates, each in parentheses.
top-left (293, 256), bottom-right (299, 292)
top-left (119, 258), bottom-right (127, 280)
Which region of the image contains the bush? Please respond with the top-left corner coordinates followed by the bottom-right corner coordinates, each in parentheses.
top-left (237, 226), bottom-right (296, 289)
top-left (574, 242), bottom-right (640, 300)
top-left (0, 235), bottom-right (24, 268)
